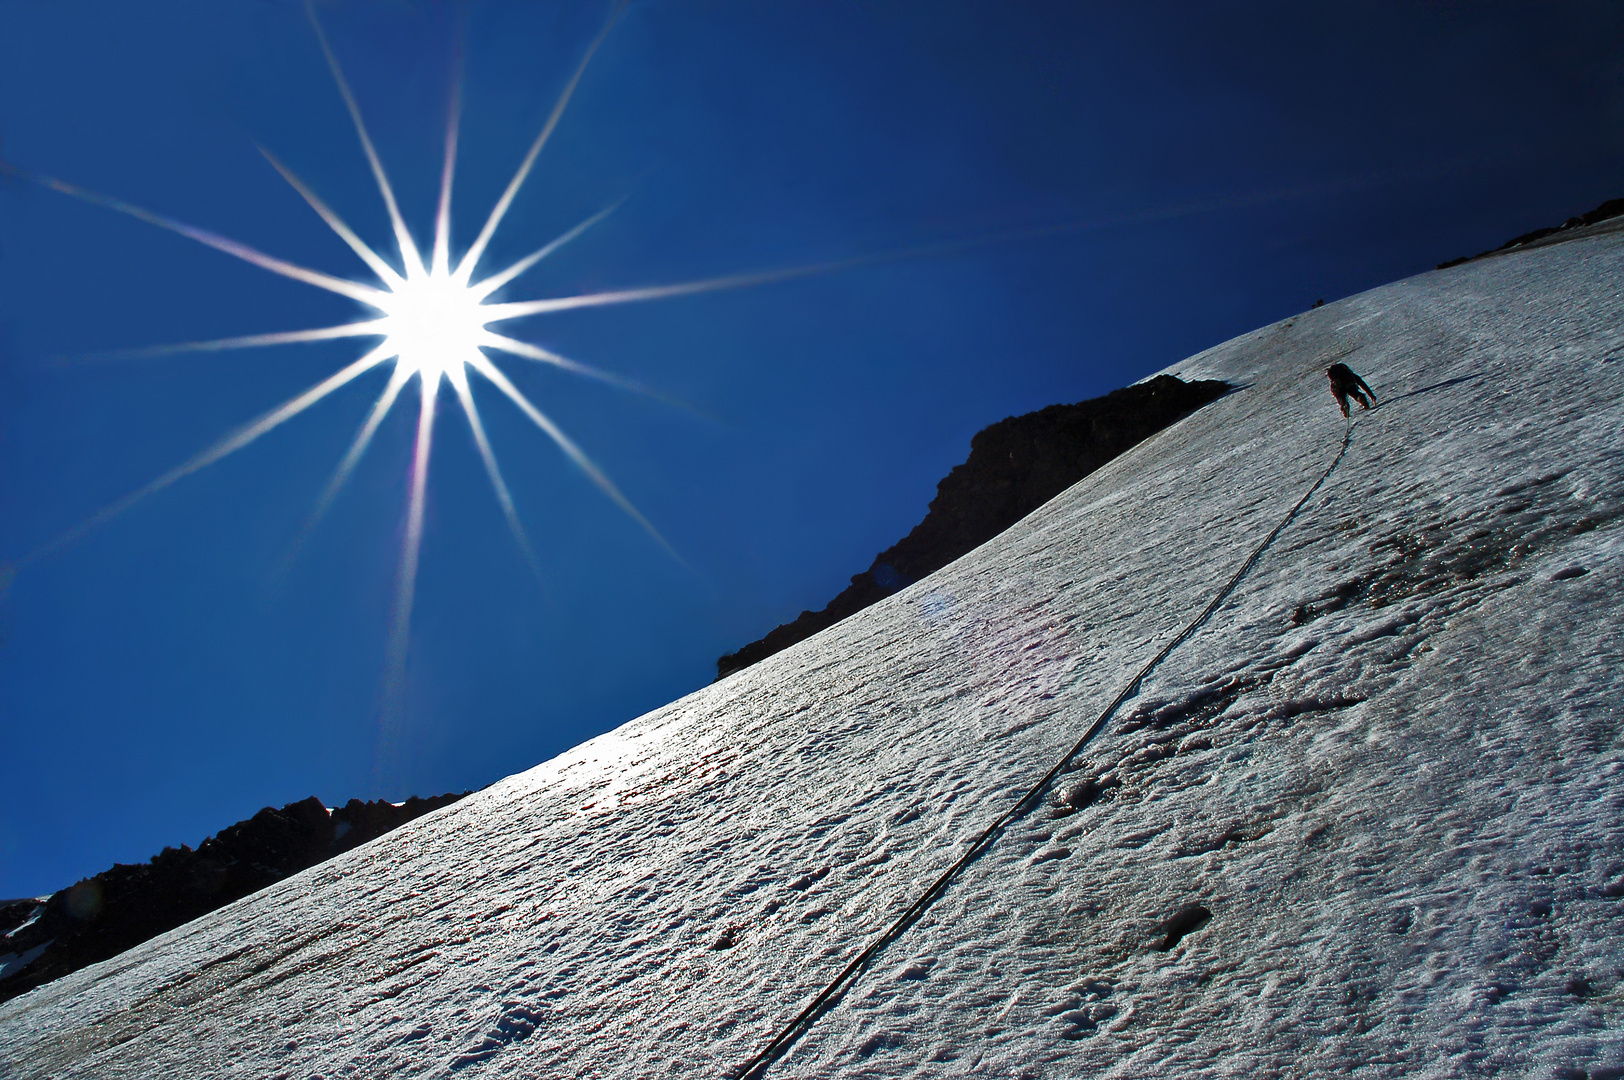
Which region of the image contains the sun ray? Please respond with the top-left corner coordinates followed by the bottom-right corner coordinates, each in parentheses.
top-left (258, 147), bottom-right (406, 288)
top-left (467, 352), bottom-right (679, 562)
top-left (306, 0), bottom-right (425, 279)
top-left (445, 363), bottom-right (543, 580)
top-left (57, 321), bottom-right (387, 364)
top-left (483, 180), bottom-right (1439, 326)
top-left (478, 257), bottom-right (866, 324)
top-left (454, 1), bottom-right (626, 284)
top-left (3, 4), bottom-right (736, 688)
top-left (469, 201), bottom-right (621, 301)
top-left (271, 362), bottom-right (413, 580)
top-left (478, 330), bottom-right (675, 403)
top-left (21, 343), bottom-right (396, 568)
top-left (307, 362), bottom-right (414, 539)
top-left (0, 159), bottom-right (386, 305)
top-left (386, 371), bottom-right (440, 684)
top-left (432, 30), bottom-right (466, 279)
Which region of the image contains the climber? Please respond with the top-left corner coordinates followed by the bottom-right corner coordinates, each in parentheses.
top-left (1326, 362), bottom-right (1376, 417)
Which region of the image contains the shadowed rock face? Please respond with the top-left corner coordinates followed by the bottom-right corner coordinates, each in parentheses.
top-left (0, 793), bottom-right (465, 1004)
top-left (716, 374), bottom-right (1231, 679)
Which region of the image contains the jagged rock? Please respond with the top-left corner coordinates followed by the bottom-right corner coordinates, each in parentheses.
top-left (717, 374), bottom-right (1230, 678)
top-left (0, 792), bottom-right (466, 1003)
top-left (1437, 196), bottom-right (1624, 269)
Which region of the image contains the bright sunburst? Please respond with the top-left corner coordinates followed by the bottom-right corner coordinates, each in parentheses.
top-left (0, 3), bottom-right (824, 686)
top-left (380, 272), bottom-right (488, 384)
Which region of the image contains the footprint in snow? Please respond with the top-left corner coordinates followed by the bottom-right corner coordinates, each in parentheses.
top-left (856, 1031), bottom-right (906, 1057)
top-left (449, 1003), bottom-right (546, 1071)
top-left (895, 957), bottom-right (936, 980)
top-left (1154, 903), bottom-right (1212, 951)
top-left (1057, 1002), bottom-right (1118, 1039)
top-left (787, 866), bottom-right (831, 891)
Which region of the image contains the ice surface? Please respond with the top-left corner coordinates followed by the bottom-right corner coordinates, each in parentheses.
top-left (2, 234), bottom-right (1622, 1078)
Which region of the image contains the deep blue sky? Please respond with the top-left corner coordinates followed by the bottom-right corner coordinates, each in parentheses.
top-left (1, 1), bottom-right (1620, 899)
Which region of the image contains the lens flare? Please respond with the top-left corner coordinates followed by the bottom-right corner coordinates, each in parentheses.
top-left (2, 2), bottom-right (684, 700)
top-left (0, 0), bottom-right (918, 721)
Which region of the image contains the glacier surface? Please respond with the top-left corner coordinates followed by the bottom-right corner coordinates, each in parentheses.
top-left (3, 228), bottom-right (1623, 1079)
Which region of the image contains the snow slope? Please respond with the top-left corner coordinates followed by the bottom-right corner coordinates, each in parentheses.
top-left (4, 230), bottom-right (1623, 1079)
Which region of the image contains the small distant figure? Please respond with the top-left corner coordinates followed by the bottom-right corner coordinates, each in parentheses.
top-left (1312, 298), bottom-right (1325, 308)
top-left (1326, 363), bottom-right (1376, 417)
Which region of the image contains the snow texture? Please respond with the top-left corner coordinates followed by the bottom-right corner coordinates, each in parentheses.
top-left (3, 232), bottom-right (1623, 1079)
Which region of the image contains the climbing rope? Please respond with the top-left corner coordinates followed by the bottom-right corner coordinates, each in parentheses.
top-left (734, 418), bottom-right (1358, 1079)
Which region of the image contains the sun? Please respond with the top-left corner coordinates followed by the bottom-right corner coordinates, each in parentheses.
top-left (378, 271), bottom-right (489, 386)
top-left (0, 2), bottom-right (825, 684)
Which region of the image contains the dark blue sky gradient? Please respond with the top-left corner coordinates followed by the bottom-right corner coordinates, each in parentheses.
top-left (1, 1), bottom-right (1620, 898)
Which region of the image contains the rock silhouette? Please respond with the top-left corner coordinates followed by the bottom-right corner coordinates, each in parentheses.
top-left (0, 792), bottom-right (465, 1004)
top-left (717, 374), bottom-right (1230, 678)
top-left (1437, 196), bottom-right (1624, 269)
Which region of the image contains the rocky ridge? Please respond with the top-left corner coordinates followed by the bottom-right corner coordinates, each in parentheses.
top-left (0, 792), bottom-right (465, 1004)
top-left (1437, 195), bottom-right (1624, 269)
top-left (717, 374), bottom-right (1231, 678)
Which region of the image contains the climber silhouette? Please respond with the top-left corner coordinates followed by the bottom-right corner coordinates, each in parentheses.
top-left (1326, 362), bottom-right (1376, 417)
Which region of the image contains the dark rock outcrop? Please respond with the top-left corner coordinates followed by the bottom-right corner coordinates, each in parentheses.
top-left (717, 374), bottom-right (1231, 679)
top-left (0, 792), bottom-right (466, 1004)
top-left (1438, 196), bottom-right (1624, 269)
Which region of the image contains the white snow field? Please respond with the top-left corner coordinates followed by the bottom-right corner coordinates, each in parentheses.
top-left (5, 225), bottom-right (1624, 1080)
